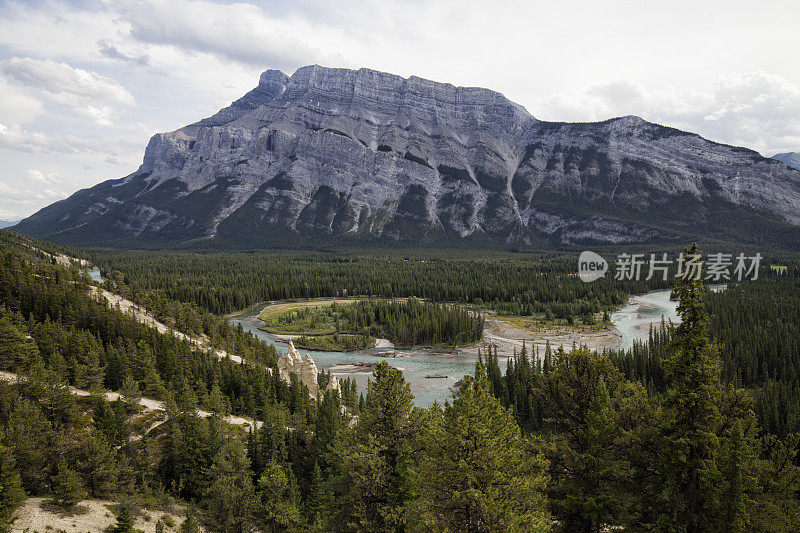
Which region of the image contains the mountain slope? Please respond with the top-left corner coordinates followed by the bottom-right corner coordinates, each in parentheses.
top-left (15, 65), bottom-right (800, 249)
top-left (773, 152), bottom-right (800, 170)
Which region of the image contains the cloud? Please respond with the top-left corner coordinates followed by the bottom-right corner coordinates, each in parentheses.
top-left (2, 57), bottom-right (135, 105)
top-left (1, 57), bottom-right (135, 125)
top-left (98, 40), bottom-right (150, 66)
top-left (0, 169), bottom-right (74, 206)
top-left (119, 0), bottom-right (348, 71)
top-left (538, 72), bottom-right (800, 155)
top-left (0, 121), bottom-right (141, 160)
top-left (0, 76), bottom-right (44, 124)
top-left (0, 123), bottom-right (51, 151)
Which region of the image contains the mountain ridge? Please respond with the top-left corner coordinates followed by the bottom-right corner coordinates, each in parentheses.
top-left (773, 152), bottom-right (800, 170)
top-left (15, 65), bottom-right (800, 249)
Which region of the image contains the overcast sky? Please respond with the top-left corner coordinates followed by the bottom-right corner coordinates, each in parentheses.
top-left (1, 0), bottom-right (799, 220)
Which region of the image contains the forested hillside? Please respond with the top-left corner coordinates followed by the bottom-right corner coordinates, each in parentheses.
top-left (2, 232), bottom-right (799, 531)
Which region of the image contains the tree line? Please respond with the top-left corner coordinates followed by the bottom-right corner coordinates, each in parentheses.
top-left (85, 248), bottom-right (665, 319)
top-left (336, 298), bottom-right (483, 347)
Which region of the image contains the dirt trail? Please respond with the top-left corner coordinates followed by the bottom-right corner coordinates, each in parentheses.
top-left (0, 371), bottom-right (261, 431)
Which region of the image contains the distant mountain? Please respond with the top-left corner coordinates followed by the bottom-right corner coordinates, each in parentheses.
top-left (0, 220), bottom-right (19, 229)
top-left (773, 152), bottom-right (800, 170)
top-left (15, 65), bottom-right (800, 249)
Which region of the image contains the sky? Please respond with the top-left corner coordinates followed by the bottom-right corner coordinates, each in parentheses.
top-left (1, 0), bottom-right (800, 221)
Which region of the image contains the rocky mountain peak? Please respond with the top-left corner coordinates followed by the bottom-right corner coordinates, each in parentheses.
top-left (13, 65), bottom-right (800, 250)
top-left (258, 68), bottom-right (289, 91)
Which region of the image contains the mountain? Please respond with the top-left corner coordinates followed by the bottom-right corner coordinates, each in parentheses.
top-left (14, 65), bottom-right (800, 249)
top-left (773, 152), bottom-right (800, 170)
top-left (0, 220), bottom-right (19, 229)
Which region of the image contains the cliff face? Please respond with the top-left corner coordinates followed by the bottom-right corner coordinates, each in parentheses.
top-left (15, 65), bottom-right (800, 248)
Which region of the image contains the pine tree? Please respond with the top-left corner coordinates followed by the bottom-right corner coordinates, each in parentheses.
top-left (120, 375), bottom-right (142, 412)
top-left (533, 347), bottom-right (628, 530)
top-left (313, 391), bottom-right (341, 471)
top-left (258, 462), bottom-right (301, 532)
top-left (305, 462), bottom-right (331, 530)
top-left (0, 312), bottom-right (38, 371)
top-left (328, 361), bottom-right (415, 530)
top-left (93, 397), bottom-right (120, 444)
top-left (718, 419), bottom-right (754, 531)
top-left (204, 439), bottom-right (258, 533)
top-left (411, 361), bottom-right (550, 532)
top-left (358, 360), bottom-right (415, 527)
top-left (77, 433), bottom-right (120, 498)
top-left (52, 461), bottom-right (86, 509)
top-left (572, 375), bottom-right (626, 532)
top-left (0, 441), bottom-right (25, 533)
top-left (180, 504), bottom-right (199, 533)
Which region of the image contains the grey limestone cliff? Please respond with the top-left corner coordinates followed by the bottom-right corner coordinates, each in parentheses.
top-left (15, 65), bottom-right (800, 249)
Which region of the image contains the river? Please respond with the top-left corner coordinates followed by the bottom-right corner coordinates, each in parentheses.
top-left (230, 289), bottom-right (690, 407)
top-left (87, 266), bottom-right (702, 407)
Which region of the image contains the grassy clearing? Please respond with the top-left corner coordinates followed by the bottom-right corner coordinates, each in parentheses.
top-left (258, 300), bottom-right (367, 335)
top-left (257, 298), bottom-right (371, 322)
top-left (496, 313), bottom-right (612, 334)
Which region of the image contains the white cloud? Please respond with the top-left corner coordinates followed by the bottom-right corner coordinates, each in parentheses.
top-left (537, 72), bottom-right (800, 155)
top-left (0, 121), bottom-right (142, 161)
top-left (1, 57), bottom-right (135, 125)
top-left (0, 123), bottom-right (51, 152)
top-left (97, 40), bottom-right (150, 66)
top-left (0, 76), bottom-right (44, 125)
top-left (120, 0), bottom-right (348, 71)
top-left (0, 169), bottom-right (74, 206)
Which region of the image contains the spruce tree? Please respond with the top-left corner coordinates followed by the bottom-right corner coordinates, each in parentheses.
top-left (305, 462), bottom-right (331, 530)
top-left (258, 462), bottom-right (301, 532)
top-left (660, 243), bottom-right (723, 532)
top-left (120, 375), bottom-right (142, 412)
top-left (533, 347), bottom-right (627, 531)
top-left (330, 361), bottom-right (415, 530)
top-left (573, 376), bottom-right (626, 532)
top-left (112, 502), bottom-right (135, 533)
top-left (180, 504), bottom-right (199, 533)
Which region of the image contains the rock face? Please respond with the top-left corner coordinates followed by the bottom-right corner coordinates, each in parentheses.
top-left (277, 340), bottom-right (339, 398)
top-left (773, 152), bottom-right (800, 171)
top-left (15, 65), bottom-right (800, 248)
